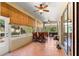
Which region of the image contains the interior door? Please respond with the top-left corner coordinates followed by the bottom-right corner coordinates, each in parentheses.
top-left (0, 16), bottom-right (10, 55)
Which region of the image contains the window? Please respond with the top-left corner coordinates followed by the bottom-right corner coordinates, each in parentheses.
top-left (44, 23), bottom-right (58, 33)
top-left (0, 19), bottom-right (5, 39)
top-left (11, 25), bottom-right (33, 37)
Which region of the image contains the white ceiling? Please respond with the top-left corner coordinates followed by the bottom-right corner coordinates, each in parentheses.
top-left (11, 2), bottom-right (68, 22)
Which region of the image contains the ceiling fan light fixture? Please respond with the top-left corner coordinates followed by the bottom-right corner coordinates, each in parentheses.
top-left (39, 10), bottom-right (43, 12)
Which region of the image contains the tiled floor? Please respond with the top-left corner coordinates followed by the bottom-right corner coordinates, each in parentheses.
top-left (5, 37), bottom-right (65, 56)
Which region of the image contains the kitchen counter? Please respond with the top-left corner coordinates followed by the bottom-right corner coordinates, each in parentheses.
top-left (11, 33), bottom-right (32, 40)
top-left (9, 33), bottom-right (32, 51)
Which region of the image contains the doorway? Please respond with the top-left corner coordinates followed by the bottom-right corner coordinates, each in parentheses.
top-left (0, 16), bottom-right (10, 55)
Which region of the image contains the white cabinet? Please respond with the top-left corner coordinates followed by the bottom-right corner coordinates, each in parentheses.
top-left (10, 35), bottom-right (32, 51)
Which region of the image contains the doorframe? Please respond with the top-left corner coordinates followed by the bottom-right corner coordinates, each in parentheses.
top-left (76, 2), bottom-right (79, 56)
top-left (73, 2), bottom-right (78, 56)
top-left (0, 16), bottom-right (10, 55)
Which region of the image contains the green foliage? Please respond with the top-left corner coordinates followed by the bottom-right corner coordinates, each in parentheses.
top-left (26, 26), bottom-right (33, 33)
top-left (0, 19), bottom-right (4, 25)
top-left (44, 26), bottom-right (57, 32)
top-left (50, 27), bottom-right (57, 32)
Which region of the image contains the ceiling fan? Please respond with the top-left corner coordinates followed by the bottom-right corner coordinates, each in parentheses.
top-left (34, 3), bottom-right (49, 14)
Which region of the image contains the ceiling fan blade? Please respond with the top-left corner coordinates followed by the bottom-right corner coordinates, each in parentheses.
top-left (35, 6), bottom-right (40, 9)
top-left (43, 10), bottom-right (49, 12)
top-left (43, 5), bottom-right (48, 9)
top-left (33, 10), bottom-right (39, 12)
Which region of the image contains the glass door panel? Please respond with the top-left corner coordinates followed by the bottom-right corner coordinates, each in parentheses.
top-left (62, 3), bottom-right (73, 56)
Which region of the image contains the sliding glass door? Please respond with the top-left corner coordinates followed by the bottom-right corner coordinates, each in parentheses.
top-left (61, 3), bottom-right (73, 56)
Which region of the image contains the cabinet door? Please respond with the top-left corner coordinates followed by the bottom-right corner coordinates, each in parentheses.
top-left (20, 14), bottom-right (23, 25)
top-left (28, 17), bottom-right (33, 26)
top-left (10, 10), bottom-right (15, 24)
top-left (16, 12), bottom-right (21, 25)
top-left (23, 15), bottom-right (28, 25)
top-left (28, 16), bottom-right (30, 26)
top-left (30, 18), bottom-right (35, 27)
top-left (10, 10), bottom-right (18, 24)
top-left (1, 3), bottom-right (10, 17)
top-left (10, 8), bottom-right (19, 24)
top-left (33, 19), bottom-right (35, 27)
top-left (23, 16), bottom-right (26, 25)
